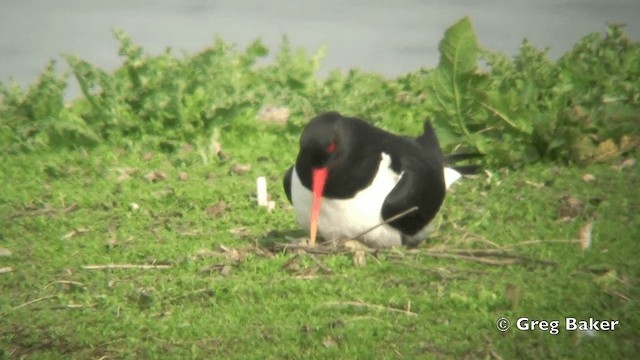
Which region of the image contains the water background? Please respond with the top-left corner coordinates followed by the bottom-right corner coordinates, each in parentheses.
top-left (1, 0), bottom-right (638, 99)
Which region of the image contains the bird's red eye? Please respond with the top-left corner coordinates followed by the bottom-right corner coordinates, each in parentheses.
top-left (327, 141), bottom-right (337, 153)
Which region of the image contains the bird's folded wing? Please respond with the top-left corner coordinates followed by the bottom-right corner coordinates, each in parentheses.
top-left (381, 162), bottom-right (445, 235)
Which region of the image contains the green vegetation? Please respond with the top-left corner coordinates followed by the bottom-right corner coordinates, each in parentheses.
top-left (1, 17), bottom-right (638, 359)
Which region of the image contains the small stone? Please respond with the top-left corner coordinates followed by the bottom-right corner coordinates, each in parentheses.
top-left (231, 164), bottom-right (251, 175)
top-left (206, 201), bottom-right (227, 217)
top-left (620, 158), bottom-right (636, 169)
top-left (322, 336), bottom-right (338, 348)
top-left (257, 106), bottom-right (290, 125)
top-left (144, 171), bottom-right (167, 183)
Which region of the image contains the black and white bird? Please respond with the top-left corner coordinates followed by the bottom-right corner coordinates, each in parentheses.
top-left (283, 111), bottom-right (478, 248)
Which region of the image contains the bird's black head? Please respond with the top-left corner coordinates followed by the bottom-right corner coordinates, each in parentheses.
top-left (295, 111), bottom-right (380, 199)
top-left (298, 111), bottom-right (345, 170)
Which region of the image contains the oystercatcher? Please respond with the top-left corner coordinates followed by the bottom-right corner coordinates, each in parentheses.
top-left (283, 111), bottom-right (477, 248)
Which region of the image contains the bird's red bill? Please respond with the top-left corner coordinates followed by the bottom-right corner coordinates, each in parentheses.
top-left (309, 167), bottom-right (329, 246)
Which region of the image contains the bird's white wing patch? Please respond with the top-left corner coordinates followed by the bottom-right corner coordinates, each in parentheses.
top-left (443, 167), bottom-right (462, 189)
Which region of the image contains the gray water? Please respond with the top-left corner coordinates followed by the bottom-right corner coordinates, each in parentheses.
top-left (1, 0), bottom-right (639, 99)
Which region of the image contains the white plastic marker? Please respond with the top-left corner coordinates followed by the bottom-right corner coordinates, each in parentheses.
top-left (256, 176), bottom-right (268, 207)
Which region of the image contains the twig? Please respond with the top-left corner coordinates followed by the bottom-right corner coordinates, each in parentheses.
top-left (0, 267), bottom-right (14, 274)
top-left (293, 274), bottom-right (318, 280)
top-left (9, 203), bottom-right (78, 219)
top-left (417, 247), bottom-right (556, 266)
top-left (325, 300), bottom-right (417, 316)
top-left (489, 348), bottom-right (504, 360)
top-left (82, 264), bottom-right (172, 270)
top-left (277, 242), bottom-right (351, 254)
top-left (393, 346), bottom-right (404, 357)
top-left (341, 315), bottom-right (390, 326)
top-left (272, 207), bottom-right (418, 254)
top-left (166, 288), bottom-right (214, 302)
top-left (270, 239), bottom-right (376, 255)
top-left (502, 239), bottom-right (579, 248)
top-left (309, 255), bottom-right (333, 274)
top-left (366, 251), bottom-right (382, 265)
top-left (392, 261), bottom-right (484, 279)
top-left (421, 252), bottom-right (521, 265)
top-left (419, 252), bottom-right (555, 266)
top-left (470, 234), bottom-right (503, 249)
top-left (350, 206), bottom-right (419, 240)
top-left (425, 248), bottom-right (505, 254)
top-left (428, 249), bottom-right (522, 257)
top-left (606, 290), bottom-right (631, 302)
top-left (11, 295), bottom-right (57, 311)
top-left (49, 303), bottom-right (96, 310)
top-left (43, 280), bottom-right (85, 289)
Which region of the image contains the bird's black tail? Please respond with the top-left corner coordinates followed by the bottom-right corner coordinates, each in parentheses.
top-left (416, 120), bottom-right (483, 174)
top-left (443, 153), bottom-right (484, 175)
top-left (415, 121), bottom-right (442, 154)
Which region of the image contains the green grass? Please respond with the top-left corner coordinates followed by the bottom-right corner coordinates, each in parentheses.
top-left (1, 17), bottom-right (639, 359)
top-left (1, 137), bottom-right (638, 359)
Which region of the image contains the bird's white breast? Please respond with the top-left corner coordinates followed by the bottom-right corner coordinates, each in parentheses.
top-left (290, 154), bottom-right (462, 248)
top-left (290, 153), bottom-right (402, 247)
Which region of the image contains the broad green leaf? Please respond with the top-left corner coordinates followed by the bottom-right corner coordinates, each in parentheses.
top-left (437, 17), bottom-right (478, 74)
top-left (426, 17), bottom-right (482, 139)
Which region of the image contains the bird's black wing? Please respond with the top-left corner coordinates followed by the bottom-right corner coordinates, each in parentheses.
top-left (381, 156), bottom-right (446, 236)
top-left (283, 166), bottom-right (294, 204)
top-left (381, 120), bottom-right (449, 236)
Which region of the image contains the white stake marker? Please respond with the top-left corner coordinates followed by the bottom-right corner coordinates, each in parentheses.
top-left (256, 176), bottom-right (268, 207)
